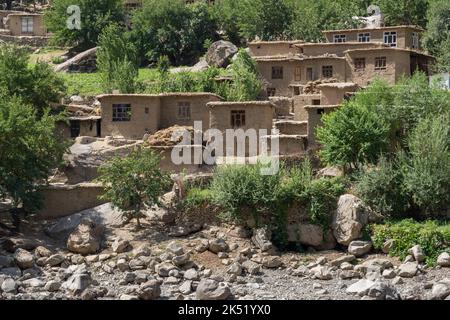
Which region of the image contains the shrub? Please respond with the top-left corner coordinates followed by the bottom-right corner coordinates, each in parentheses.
top-left (0, 44), bottom-right (66, 115)
top-left (97, 148), bottom-right (171, 227)
top-left (371, 219), bottom-right (450, 265)
top-left (317, 100), bottom-right (390, 171)
top-left (130, 0), bottom-right (217, 66)
top-left (300, 177), bottom-right (346, 229)
top-left (356, 157), bottom-right (409, 217)
top-left (400, 115), bottom-right (450, 217)
top-left (181, 188), bottom-right (214, 209)
top-left (45, 0), bottom-right (125, 49)
top-left (221, 49), bottom-right (263, 101)
top-left (210, 162), bottom-right (281, 222)
top-left (97, 24), bottom-right (140, 94)
top-left (210, 160), bottom-right (346, 233)
top-left (0, 94), bottom-right (68, 212)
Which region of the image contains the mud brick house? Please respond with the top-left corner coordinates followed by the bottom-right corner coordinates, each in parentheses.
top-left (253, 25), bottom-right (433, 98)
top-left (97, 93), bottom-right (222, 139)
top-left (251, 24), bottom-right (435, 152)
top-left (1, 12), bottom-right (46, 36)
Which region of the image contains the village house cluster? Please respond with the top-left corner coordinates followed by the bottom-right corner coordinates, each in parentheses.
top-left (62, 22), bottom-right (434, 168)
top-left (0, 2), bottom-right (436, 170)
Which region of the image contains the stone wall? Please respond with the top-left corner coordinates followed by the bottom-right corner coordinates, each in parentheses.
top-left (0, 34), bottom-right (49, 47)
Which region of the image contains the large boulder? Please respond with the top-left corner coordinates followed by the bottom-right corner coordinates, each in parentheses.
top-left (67, 219), bottom-right (103, 255)
top-left (332, 194), bottom-right (372, 245)
top-left (205, 41), bottom-right (238, 68)
top-left (196, 279), bottom-right (231, 300)
top-left (45, 203), bottom-right (126, 239)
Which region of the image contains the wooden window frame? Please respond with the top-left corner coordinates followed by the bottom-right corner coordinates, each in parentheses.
top-left (231, 110), bottom-right (246, 128)
top-left (177, 101), bottom-right (191, 120)
top-left (112, 104), bottom-right (131, 122)
top-left (375, 57), bottom-right (387, 70)
top-left (322, 65), bottom-right (333, 78)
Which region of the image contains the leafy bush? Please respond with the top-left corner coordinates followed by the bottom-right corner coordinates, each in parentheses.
top-left (317, 99), bottom-right (390, 171)
top-left (97, 148), bottom-right (171, 227)
top-left (210, 160), bottom-right (346, 232)
top-left (356, 157), bottom-right (409, 217)
top-left (97, 24), bottom-right (140, 93)
top-left (300, 177), bottom-right (346, 229)
top-left (371, 219), bottom-right (450, 265)
top-left (0, 44), bottom-right (66, 115)
top-left (220, 49), bottom-right (263, 101)
top-left (0, 94), bottom-right (68, 212)
top-left (130, 0), bottom-right (217, 66)
top-left (45, 0), bottom-right (125, 49)
top-left (400, 115), bottom-right (450, 216)
top-left (210, 163), bottom-right (281, 222)
top-left (181, 188), bottom-right (214, 209)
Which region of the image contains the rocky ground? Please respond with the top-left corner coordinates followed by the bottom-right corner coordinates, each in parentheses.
top-left (1, 208), bottom-right (449, 301)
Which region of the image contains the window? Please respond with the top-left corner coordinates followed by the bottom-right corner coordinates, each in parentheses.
top-left (177, 101), bottom-right (191, 120)
top-left (21, 17), bottom-right (33, 33)
top-left (358, 33), bottom-right (371, 42)
top-left (294, 66), bottom-right (301, 81)
top-left (306, 67), bottom-right (313, 81)
top-left (322, 65), bottom-right (333, 78)
top-left (312, 99), bottom-right (321, 105)
top-left (354, 58), bottom-right (366, 71)
top-left (412, 32), bottom-right (419, 49)
top-left (112, 104), bottom-right (131, 121)
top-left (267, 88), bottom-right (276, 97)
top-left (272, 66), bottom-right (283, 79)
top-left (70, 120), bottom-right (80, 138)
top-left (333, 34), bottom-right (346, 43)
top-left (375, 57), bottom-right (387, 70)
top-left (317, 108), bottom-right (325, 115)
top-left (293, 87), bottom-right (300, 96)
top-left (144, 107), bottom-right (149, 114)
top-left (384, 31), bottom-right (397, 47)
top-left (231, 110), bottom-right (246, 128)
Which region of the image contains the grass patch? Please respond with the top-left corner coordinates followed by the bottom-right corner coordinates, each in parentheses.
top-left (371, 219), bottom-right (450, 265)
top-left (181, 187), bottom-right (214, 209)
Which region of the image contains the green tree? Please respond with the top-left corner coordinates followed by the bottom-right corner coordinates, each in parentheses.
top-left (287, 0), bottom-right (365, 42)
top-left (130, 0), bottom-right (218, 66)
top-left (97, 24), bottom-right (139, 93)
top-left (400, 115), bottom-right (450, 217)
top-left (235, 0), bottom-right (293, 41)
top-left (317, 100), bottom-right (390, 171)
top-left (221, 49), bottom-right (263, 101)
top-left (0, 94), bottom-right (68, 213)
top-left (375, 0), bottom-right (429, 27)
top-left (211, 0), bottom-right (243, 45)
top-left (423, 0), bottom-right (450, 71)
top-left (0, 44), bottom-right (66, 115)
top-left (45, 0), bottom-right (125, 49)
top-left (97, 148), bottom-right (171, 227)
